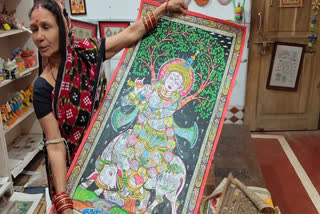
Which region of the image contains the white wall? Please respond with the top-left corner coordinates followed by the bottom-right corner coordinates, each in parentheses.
top-left (67, 0), bottom-right (251, 107)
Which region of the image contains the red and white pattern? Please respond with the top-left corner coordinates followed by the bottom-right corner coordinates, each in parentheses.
top-left (224, 105), bottom-right (244, 124)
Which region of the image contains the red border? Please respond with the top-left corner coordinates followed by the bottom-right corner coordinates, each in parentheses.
top-left (99, 22), bottom-right (130, 38)
top-left (71, 19), bottom-right (97, 41)
top-left (62, 1), bottom-right (246, 213)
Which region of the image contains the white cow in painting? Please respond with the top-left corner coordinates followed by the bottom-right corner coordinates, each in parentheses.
top-left (79, 129), bottom-right (187, 213)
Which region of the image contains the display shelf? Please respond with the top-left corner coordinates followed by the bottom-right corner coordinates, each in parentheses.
top-left (7, 134), bottom-right (43, 178)
top-left (0, 65), bottom-right (39, 88)
top-left (3, 106), bottom-right (35, 134)
top-left (0, 29), bottom-right (29, 38)
top-left (0, 181), bottom-right (12, 198)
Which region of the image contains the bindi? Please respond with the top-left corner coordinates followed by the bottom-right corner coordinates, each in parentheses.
top-left (36, 20), bottom-right (39, 23)
top-left (36, 5), bottom-right (42, 10)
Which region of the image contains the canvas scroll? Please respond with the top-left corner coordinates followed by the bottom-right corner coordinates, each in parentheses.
top-left (62, 0), bottom-right (246, 213)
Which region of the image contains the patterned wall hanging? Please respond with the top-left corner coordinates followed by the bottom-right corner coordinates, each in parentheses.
top-left (58, 0), bottom-right (246, 213)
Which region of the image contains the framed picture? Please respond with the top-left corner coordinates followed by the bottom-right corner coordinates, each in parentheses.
top-left (69, 0), bottom-right (87, 15)
top-left (280, 0), bottom-right (303, 7)
top-left (99, 21), bottom-right (130, 38)
top-left (267, 42), bottom-right (306, 91)
top-left (71, 20), bottom-right (97, 41)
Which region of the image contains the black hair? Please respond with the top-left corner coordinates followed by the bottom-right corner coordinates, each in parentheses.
top-left (29, 0), bottom-right (60, 23)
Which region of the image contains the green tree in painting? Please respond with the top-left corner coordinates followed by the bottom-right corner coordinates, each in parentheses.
top-left (132, 19), bottom-right (226, 119)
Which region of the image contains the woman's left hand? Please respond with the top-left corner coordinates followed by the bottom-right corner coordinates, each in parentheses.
top-left (166, 0), bottom-right (190, 14)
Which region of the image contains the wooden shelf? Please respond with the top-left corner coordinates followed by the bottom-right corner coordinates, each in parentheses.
top-left (8, 134), bottom-right (43, 178)
top-left (3, 106), bottom-right (35, 134)
top-left (0, 29), bottom-right (29, 38)
top-left (0, 181), bottom-right (12, 198)
top-left (0, 65), bottom-right (39, 88)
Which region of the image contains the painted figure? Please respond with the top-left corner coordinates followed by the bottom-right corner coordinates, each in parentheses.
top-left (78, 58), bottom-right (199, 213)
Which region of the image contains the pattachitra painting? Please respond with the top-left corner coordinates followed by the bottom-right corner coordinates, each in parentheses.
top-left (62, 0), bottom-right (246, 213)
top-left (280, 0), bottom-right (303, 7)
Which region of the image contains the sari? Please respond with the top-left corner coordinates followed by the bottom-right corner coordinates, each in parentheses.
top-left (37, 0), bottom-right (107, 197)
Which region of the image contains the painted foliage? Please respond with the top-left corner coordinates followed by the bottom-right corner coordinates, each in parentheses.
top-left (65, 1), bottom-right (245, 214)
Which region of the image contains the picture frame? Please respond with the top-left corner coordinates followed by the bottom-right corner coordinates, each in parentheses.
top-left (280, 0), bottom-right (303, 7)
top-left (69, 0), bottom-right (87, 15)
top-left (71, 19), bottom-right (97, 41)
top-left (267, 42), bottom-right (306, 91)
top-left (98, 21), bottom-right (130, 38)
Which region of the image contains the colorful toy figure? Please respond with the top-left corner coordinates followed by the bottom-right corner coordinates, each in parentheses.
top-left (75, 58), bottom-right (199, 213)
top-left (3, 59), bottom-right (18, 79)
top-left (21, 49), bottom-right (37, 68)
top-left (0, 86), bottom-right (33, 126)
top-left (234, 2), bottom-right (243, 20)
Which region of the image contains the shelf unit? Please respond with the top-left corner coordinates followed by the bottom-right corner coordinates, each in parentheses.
top-left (0, 181), bottom-right (12, 198)
top-left (0, 29), bottom-right (28, 38)
top-left (0, 0), bottom-right (42, 197)
top-left (0, 65), bottom-right (39, 88)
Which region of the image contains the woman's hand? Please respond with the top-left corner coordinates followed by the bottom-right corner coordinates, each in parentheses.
top-left (62, 208), bottom-right (74, 214)
top-left (166, 0), bottom-right (190, 14)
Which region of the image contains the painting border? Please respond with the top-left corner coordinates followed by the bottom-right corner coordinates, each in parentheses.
top-left (266, 42), bottom-right (305, 91)
top-left (71, 19), bottom-right (97, 41)
top-left (63, 1), bottom-right (246, 214)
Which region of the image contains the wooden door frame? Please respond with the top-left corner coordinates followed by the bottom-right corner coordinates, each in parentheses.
top-left (244, 0), bottom-right (265, 131)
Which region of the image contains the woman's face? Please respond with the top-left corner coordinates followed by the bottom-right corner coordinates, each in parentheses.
top-left (164, 71), bottom-right (184, 93)
top-left (30, 7), bottom-right (60, 58)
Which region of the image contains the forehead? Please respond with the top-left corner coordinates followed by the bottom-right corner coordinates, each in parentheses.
top-left (30, 7), bottom-right (57, 24)
top-left (168, 71), bottom-right (183, 79)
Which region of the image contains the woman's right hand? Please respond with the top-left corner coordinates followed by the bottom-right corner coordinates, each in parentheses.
top-left (62, 208), bottom-right (74, 214)
top-left (166, 0), bottom-right (190, 14)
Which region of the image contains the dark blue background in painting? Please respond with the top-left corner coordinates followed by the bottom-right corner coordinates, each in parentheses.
top-left (77, 19), bottom-right (233, 213)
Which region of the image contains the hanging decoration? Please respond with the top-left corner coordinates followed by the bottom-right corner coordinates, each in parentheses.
top-left (195, 0), bottom-right (210, 6)
top-left (308, 0), bottom-right (320, 48)
top-left (233, 0), bottom-right (245, 21)
top-left (218, 0), bottom-right (232, 5)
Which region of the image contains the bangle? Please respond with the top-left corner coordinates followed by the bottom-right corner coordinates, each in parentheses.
top-left (147, 14), bottom-right (154, 29)
top-left (165, 0), bottom-right (170, 12)
top-left (149, 12), bottom-right (157, 27)
top-left (52, 192), bottom-right (73, 214)
top-left (142, 16), bottom-right (150, 31)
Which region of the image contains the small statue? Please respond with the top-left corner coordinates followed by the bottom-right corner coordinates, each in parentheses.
top-left (3, 59), bottom-right (18, 79)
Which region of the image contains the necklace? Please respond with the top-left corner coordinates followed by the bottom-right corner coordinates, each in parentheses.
top-left (51, 71), bottom-right (56, 82)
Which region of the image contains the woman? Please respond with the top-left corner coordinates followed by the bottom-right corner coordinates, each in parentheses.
top-left (29, 0), bottom-right (188, 213)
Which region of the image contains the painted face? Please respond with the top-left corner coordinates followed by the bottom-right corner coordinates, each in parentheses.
top-left (99, 164), bottom-right (118, 190)
top-left (164, 71), bottom-right (184, 93)
top-left (30, 7), bottom-right (60, 58)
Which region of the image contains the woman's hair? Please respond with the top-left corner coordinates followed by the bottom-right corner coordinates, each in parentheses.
top-left (29, 0), bottom-right (60, 23)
